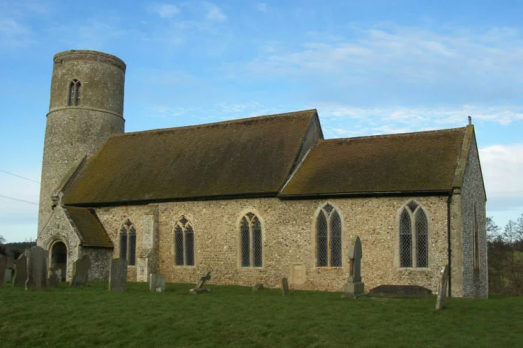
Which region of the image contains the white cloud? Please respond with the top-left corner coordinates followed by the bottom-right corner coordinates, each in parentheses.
top-left (149, 3), bottom-right (180, 18)
top-left (204, 2), bottom-right (226, 22)
top-left (480, 144), bottom-right (523, 202)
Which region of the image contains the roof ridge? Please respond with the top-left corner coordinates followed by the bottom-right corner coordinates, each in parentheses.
top-left (112, 109), bottom-right (318, 137)
top-left (320, 126), bottom-right (467, 143)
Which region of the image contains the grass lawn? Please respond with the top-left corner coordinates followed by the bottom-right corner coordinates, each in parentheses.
top-left (1, 282), bottom-right (522, 348)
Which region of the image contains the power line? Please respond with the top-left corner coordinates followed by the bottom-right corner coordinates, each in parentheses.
top-left (0, 194), bottom-right (39, 205)
top-left (0, 169), bottom-right (40, 184)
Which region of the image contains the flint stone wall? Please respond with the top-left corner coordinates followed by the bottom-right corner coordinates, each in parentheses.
top-left (460, 133), bottom-right (488, 298)
top-left (38, 205), bottom-right (81, 281)
top-left (96, 196), bottom-right (449, 293)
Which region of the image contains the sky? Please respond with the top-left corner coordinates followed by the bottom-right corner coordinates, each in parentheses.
top-left (1, 0), bottom-right (522, 242)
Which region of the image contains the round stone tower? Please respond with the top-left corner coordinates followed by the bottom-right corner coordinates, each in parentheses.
top-left (38, 50), bottom-right (126, 232)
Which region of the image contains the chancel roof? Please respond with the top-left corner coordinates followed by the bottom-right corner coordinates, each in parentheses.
top-left (65, 206), bottom-right (113, 248)
top-left (280, 127), bottom-right (467, 197)
top-left (63, 110), bottom-right (319, 205)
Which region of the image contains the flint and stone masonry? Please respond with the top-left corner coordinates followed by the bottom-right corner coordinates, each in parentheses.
top-left (36, 49), bottom-right (488, 298)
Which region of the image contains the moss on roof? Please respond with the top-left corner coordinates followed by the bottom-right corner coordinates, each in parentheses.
top-left (280, 127), bottom-right (467, 197)
top-left (65, 206), bottom-right (113, 248)
top-left (63, 110), bottom-right (318, 205)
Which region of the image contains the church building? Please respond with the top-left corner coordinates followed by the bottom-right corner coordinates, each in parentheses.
top-left (37, 50), bottom-right (488, 298)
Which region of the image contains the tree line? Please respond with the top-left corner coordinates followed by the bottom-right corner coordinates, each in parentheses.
top-left (487, 214), bottom-right (523, 295)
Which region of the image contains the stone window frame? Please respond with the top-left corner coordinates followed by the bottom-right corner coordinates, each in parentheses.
top-left (237, 208), bottom-right (265, 269)
top-left (395, 200), bottom-right (430, 269)
top-left (68, 79), bottom-right (82, 106)
top-left (173, 215), bottom-right (195, 267)
top-left (313, 202), bottom-right (344, 269)
top-left (119, 219), bottom-right (137, 266)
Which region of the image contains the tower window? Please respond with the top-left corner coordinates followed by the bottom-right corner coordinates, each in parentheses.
top-left (68, 80), bottom-right (82, 106)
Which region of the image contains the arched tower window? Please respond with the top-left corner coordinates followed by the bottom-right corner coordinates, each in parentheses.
top-left (399, 201), bottom-right (429, 268)
top-left (174, 216), bottom-right (195, 266)
top-left (119, 219), bottom-right (136, 266)
top-left (68, 79), bottom-right (82, 106)
top-left (240, 212), bottom-right (262, 267)
top-left (316, 203), bottom-right (342, 267)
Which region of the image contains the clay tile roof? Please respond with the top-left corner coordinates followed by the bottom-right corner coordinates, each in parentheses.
top-left (65, 206), bottom-right (113, 248)
top-left (280, 127), bottom-right (467, 197)
top-left (63, 110), bottom-right (318, 205)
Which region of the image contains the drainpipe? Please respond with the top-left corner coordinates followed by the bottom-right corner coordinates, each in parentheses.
top-left (447, 192), bottom-right (452, 297)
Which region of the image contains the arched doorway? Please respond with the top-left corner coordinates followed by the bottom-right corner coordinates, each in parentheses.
top-left (51, 241), bottom-right (67, 281)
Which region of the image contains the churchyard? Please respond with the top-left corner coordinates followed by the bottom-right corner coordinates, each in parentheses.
top-left (1, 281), bottom-right (522, 348)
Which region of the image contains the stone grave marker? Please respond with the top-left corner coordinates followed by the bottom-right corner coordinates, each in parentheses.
top-left (25, 246), bottom-right (48, 290)
top-left (149, 273), bottom-right (166, 292)
top-left (71, 255), bottom-right (91, 287)
top-left (108, 258), bottom-right (128, 292)
top-left (0, 255), bottom-right (6, 286)
top-left (252, 283), bottom-right (264, 291)
top-left (190, 271), bottom-right (211, 294)
top-left (13, 252), bottom-right (28, 287)
top-left (48, 266), bottom-right (60, 288)
top-left (281, 277), bottom-right (289, 296)
top-left (368, 285), bottom-right (432, 298)
top-left (436, 265), bottom-right (450, 310)
top-left (342, 236), bottom-right (365, 298)
top-left (4, 267), bottom-right (14, 284)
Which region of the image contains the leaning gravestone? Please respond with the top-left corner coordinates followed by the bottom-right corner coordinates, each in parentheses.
top-left (0, 255), bottom-right (6, 286)
top-left (25, 246), bottom-right (48, 290)
top-left (71, 255), bottom-right (91, 287)
top-left (149, 274), bottom-right (166, 292)
top-left (190, 271), bottom-right (211, 294)
top-left (281, 277), bottom-right (289, 296)
top-left (436, 265), bottom-right (450, 310)
top-left (108, 258), bottom-right (128, 292)
top-left (13, 252), bottom-right (28, 287)
top-left (342, 236), bottom-right (365, 298)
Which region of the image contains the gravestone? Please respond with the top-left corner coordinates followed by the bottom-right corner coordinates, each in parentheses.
top-left (149, 273), bottom-right (166, 292)
top-left (13, 252), bottom-right (28, 287)
top-left (436, 265), bottom-right (450, 310)
top-left (368, 285), bottom-right (432, 298)
top-left (190, 271), bottom-right (211, 294)
top-left (4, 267), bottom-right (14, 284)
top-left (252, 283), bottom-right (264, 291)
top-left (108, 258), bottom-right (128, 291)
top-left (0, 255), bottom-right (6, 286)
top-left (342, 236), bottom-right (365, 298)
top-left (25, 246), bottom-right (48, 290)
top-left (48, 266), bottom-right (60, 288)
top-left (281, 277), bottom-right (289, 296)
top-left (71, 255), bottom-right (91, 286)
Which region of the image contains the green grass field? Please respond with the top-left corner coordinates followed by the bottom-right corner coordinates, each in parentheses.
top-left (1, 282), bottom-right (522, 348)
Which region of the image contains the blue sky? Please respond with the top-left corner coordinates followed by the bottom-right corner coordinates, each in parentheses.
top-left (1, 0), bottom-right (522, 242)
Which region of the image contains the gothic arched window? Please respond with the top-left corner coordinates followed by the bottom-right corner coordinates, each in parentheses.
top-left (174, 216), bottom-right (195, 266)
top-left (68, 79), bottom-right (82, 106)
top-left (399, 201), bottom-right (429, 268)
top-left (240, 212), bottom-right (262, 267)
top-left (119, 219), bottom-right (136, 266)
top-left (316, 203), bottom-right (342, 267)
